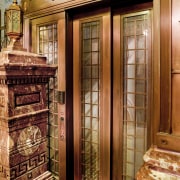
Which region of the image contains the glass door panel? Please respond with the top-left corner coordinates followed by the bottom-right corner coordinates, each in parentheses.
top-left (73, 11), bottom-right (111, 180)
top-left (38, 23), bottom-right (59, 178)
top-left (122, 11), bottom-right (151, 179)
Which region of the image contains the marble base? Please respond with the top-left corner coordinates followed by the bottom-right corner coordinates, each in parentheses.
top-left (0, 50), bottom-right (57, 179)
top-left (34, 171), bottom-right (54, 180)
top-left (136, 146), bottom-right (180, 180)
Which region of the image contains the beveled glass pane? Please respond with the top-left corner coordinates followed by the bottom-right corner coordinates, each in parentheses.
top-left (92, 104), bottom-right (98, 117)
top-left (127, 108), bottom-right (135, 122)
top-left (127, 121), bottom-right (135, 135)
top-left (39, 26), bottom-right (44, 31)
top-left (92, 66), bottom-right (99, 78)
top-left (49, 113), bottom-right (53, 124)
top-left (127, 36), bottom-right (135, 49)
top-left (136, 35), bottom-right (145, 49)
top-left (85, 141), bottom-right (91, 152)
top-left (83, 79), bottom-right (91, 90)
top-left (54, 42), bottom-right (57, 52)
top-left (49, 89), bottom-right (54, 101)
top-left (54, 53), bottom-right (58, 64)
top-left (85, 92), bottom-right (91, 103)
top-left (127, 93), bottom-right (135, 107)
top-left (92, 39), bottom-right (99, 51)
top-left (136, 65), bottom-right (145, 78)
top-left (48, 29), bottom-right (53, 40)
top-left (136, 109), bottom-right (145, 124)
top-left (39, 43), bottom-right (43, 53)
top-left (54, 126), bottom-right (58, 137)
top-left (54, 102), bottom-right (58, 113)
top-left (136, 50), bottom-right (145, 63)
top-left (92, 79), bottom-right (99, 91)
top-left (85, 104), bottom-right (91, 116)
top-left (84, 129), bottom-right (91, 141)
top-left (84, 117), bottom-right (91, 129)
top-left (54, 114), bottom-right (58, 125)
top-left (84, 39), bottom-right (91, 52)
top-left (55, 138), bottom-right (59, 149)
top-left (136, 20), bottom-right (145, 34)
top-left (127, 136), bottom-right (134, 149)
top-left (43, 42), bottom-right (48, 52)
top-left (127, 50), bottom-right (135, 64)
top-left (125, 21), bottom-right (135, 35)
top-left (83, 25), bottom-right (91, 39)
top-left (92, 92), bottom-right (98, 104)
top-left (127, 65), bottom-right (135, 78)
top-left (43, 30), bottom-right (48, 41)
top-left (135, 94), bottom-right (145, 107)
top-left (135, 152), bottom-right (144, 165)
top-left (92, 118), bottom-right (98, 130)
top-left (136, 138), bottom-right (144, 151)
top-left (127, 79), bottom-right (135, 93)
top-left (136, 80), bottom-right (145, 92)
top-left (83, 153), bottom-right (91, 164)
top-left (50, 137), bottom-right (54, 147)
top-left (92, 130), bottom-right (98, 143)
top-left (39, 31), bottom-right (43, 41)
top-left (83, 66), bottom-right (91, 78)
top-left (55, 150), bottom-right (59, 160)
top-left (55, 162), bottom-right (59, 172)
top-left (49, 42), bottom-right (53, 52)
top-left (92, 25), bottom-right (98, 38)
top-left (54, 28), bottom-right (57, 39)
top-left (126, 163), bottom-right (134, 177)
top-left (50, 159), bottom-right (55, 169)
top-left (83, 52), bottom-right (91, 65)
top-left (127, 150), bottom-right (134, 163)
top-left (48, 54), bottom-right (53, 64)
top-left (92, 52), bottom-right (99, 64)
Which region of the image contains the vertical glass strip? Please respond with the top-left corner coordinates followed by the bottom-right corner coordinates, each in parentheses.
top-left (38, 23), bottom-right (59, 179)
top-left (81, 21), bottom-right (100, 180)
top-left (122, 12), bottom-right (151, 180)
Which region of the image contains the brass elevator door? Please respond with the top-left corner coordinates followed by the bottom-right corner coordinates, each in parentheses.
top-left (73, 9), bottom-right (152, 180)
top-left (73, 10), bottom-right (111, 180)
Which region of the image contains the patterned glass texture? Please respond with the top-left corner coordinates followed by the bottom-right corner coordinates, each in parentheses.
top-left (81, 21), bottom-right (100, 180)
top-left (122, 12), bottom-right (151, 180)
top-left (38, 23), bottom-right (59, 179)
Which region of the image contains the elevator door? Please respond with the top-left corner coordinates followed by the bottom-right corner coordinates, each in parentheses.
top-left (73, 10), bottom-right (111, 180)
top-left (73, 9), bottom-right (152, 180)
top-left (114, 11), bottom-right (152, 180)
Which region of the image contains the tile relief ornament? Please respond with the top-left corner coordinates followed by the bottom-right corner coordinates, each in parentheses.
top-left (17, 125), bottom-right (41, 156)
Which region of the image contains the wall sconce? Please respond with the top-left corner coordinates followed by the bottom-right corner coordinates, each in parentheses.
top-left (5, 0), bottom-right (24, 51)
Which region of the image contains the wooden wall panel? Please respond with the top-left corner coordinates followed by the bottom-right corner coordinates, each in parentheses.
top-left (172, 0), bottom-right (180, 70)
top-left (159, 0), bottom-right (171, 133)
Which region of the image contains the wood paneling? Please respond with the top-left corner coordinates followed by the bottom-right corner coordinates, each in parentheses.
top-left (22, 0), bottom-right (103, 18)
top-left (159, 0), bottom-right (171, 133)
top-left (172, 0), bottom-right (180, 70)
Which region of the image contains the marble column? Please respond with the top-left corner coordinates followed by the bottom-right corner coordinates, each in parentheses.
top-left (0, 50), bottom-right (57, 180)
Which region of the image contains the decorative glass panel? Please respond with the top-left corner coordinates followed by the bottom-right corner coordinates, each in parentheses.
top-left (81, 20), bottom-right (100, 179)
top-left (123, 12), bottom-right (151, 179)
top-left (38, 23), bottom-right (59, 179)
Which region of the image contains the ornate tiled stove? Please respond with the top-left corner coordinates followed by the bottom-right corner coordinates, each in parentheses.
top-left (0, 50), bottom-right (56, 180)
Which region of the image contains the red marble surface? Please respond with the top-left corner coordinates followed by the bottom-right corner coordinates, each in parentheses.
top-left (0, 50), bottom-right (56, 179)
